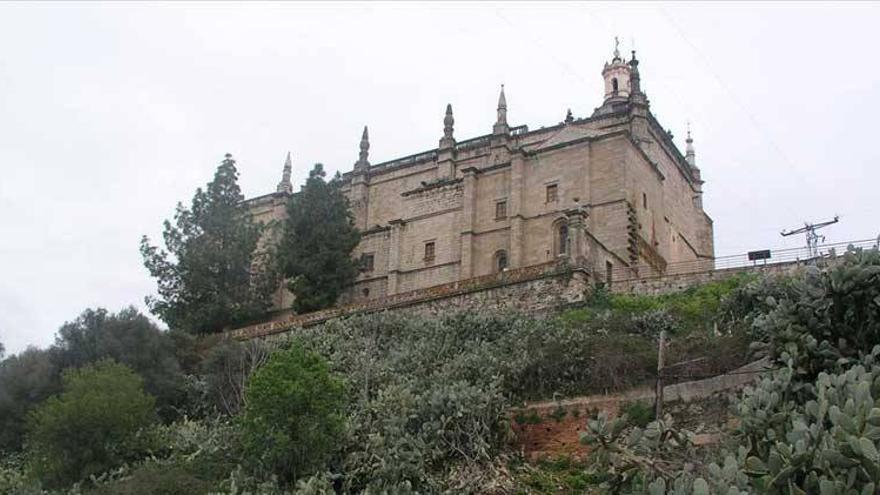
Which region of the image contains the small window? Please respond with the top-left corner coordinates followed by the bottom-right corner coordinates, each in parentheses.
top-left (606, 261), bottom-right (614, 284)
top-left (642, 192), bottom-right (648, 209)
top-left (612, 77), bottom-right (619, 93)
top-left (546, 184), bottom-right (558, 203)
top-left (362, 287), bottom-right (370, 298)
top-left (424, 241), bottom-right (435, 261)
top-left (495, 200), bottom-right (507, 219)
top-left (360, 253), bottom-right (374, 272)
top-left (495, 250), bottom-right (508, 273)
top-left (557, 224), bottom-right (569, 256)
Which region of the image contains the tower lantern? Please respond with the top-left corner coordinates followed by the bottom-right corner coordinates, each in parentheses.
top-left (602, 37), bottom-right (632, 103)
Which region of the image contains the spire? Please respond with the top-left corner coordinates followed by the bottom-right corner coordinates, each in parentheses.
top-left (685, 122), bottom-right (696, 168)
top-left (440, 103), bottom-right (455, 148)
top-left (276, 152), bottom-right (293, 194)
top-left (354, 125), bottom-right (370, 172)
top-left (493, 85), bottom-right (510, 135)
top-left (613, 36), bottom-right (621, 62)
top-left (629, 50), bottom-right (642, 95)
top-left (497, 85), bottom-right (507, 122)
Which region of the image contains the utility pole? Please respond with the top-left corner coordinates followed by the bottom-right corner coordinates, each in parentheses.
top-left (654, 330), bottom-right (666, 419)
top-left (781, 215), bottom-right (839, 258)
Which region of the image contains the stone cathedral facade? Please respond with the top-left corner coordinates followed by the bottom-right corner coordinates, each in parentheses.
top-left (244, 48), bottom-right (714, 312)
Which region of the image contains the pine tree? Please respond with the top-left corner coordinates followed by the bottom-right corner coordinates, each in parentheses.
top-left (140, 154), bottom-right (276, 334)
top-left (278, 163), bottom-right (360, 313)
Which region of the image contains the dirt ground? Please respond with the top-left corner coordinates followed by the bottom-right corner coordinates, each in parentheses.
top-left (510, 390), bottom-right (735, 460)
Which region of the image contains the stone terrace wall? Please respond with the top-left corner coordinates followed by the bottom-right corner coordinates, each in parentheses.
top-left (609, 261), bottom-right (804, 296)
top-left (229, 261), bottom-right (591, 341)
top-left (227, 258), bottom-right (807, 341)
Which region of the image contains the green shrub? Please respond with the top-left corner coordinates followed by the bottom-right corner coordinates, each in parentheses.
top-left (550, 405), bottom-right (568, 422)
top-left (241, 345), bottom-right (345, 485)
top-left (513, 456), bottom-right (597, 494)
top-left (525, 411), bottom-right (543, 424)
top-left (621, 400), bottom-right (654, 428)
top-left (557, 307), bottom-right (596, 326)
top-left (0, 454), bottom-right (41, 495)
top-left (578, 248), bottom-right (880, 495)
top-left (90, 463), bottom-right (215, 495)
top-left (608, 293), bottom-right (663, 314)
top-left (759, 248), bottom-right (880, 386)
top-left (25, 359), bottom-right (156, 489)
top-left (51, 307), bottom-right (186, 422)
top-left (718, 272), bottom-right (796, 329)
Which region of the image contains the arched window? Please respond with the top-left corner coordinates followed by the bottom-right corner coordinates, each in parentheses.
top-left (612, 77), bottom-right (619, 93)
top-left (494, 250), bottom-right (508, 273)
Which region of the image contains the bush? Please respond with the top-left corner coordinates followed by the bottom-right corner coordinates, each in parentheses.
top-left (759, 248), bottom-right (880, 386)
top-left (718, 272), bottom-right (796, 330)
top-left (51, 307), bottom-right (186, 421)
top-left (285, 310), bottom-right (714, 491)
top-left (86, 416), bottom-right (242, 494)
top-left (578, 248), bottom-right (880, 495)
top-left (241, 345), bottom-right (346, 485)
top-left (90, 463), bottom-right (215, 495)
top-left (622, 400), bottom-right (655, 428)
top-left (0, 454), bottom-right (41, 495)
top-left (25, 359), bottom-right (156, 488)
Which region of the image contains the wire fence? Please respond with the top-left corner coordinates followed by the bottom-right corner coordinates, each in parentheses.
top-left (611, 238), bottom-right (879, 282)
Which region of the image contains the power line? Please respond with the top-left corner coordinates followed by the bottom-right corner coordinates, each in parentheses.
top-left (656, 7), bottom-right (816, 213)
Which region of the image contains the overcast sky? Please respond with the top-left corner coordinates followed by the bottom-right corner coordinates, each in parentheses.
top-left (1, 2), bottom-right (878, 354)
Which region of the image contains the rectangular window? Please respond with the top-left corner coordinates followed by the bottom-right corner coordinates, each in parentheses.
top-left (606, 260), bottom-right (614, 285)
top-left (546, 184), bottom-right (558, 203)
top-left (424, 241), bottom-right (435, 261)
top-left (360, 253), bottom-right (374, 272)
top-left (495, 200), bottom-right (507, 219)
top-left (643, 192), bottom-right (648, 209)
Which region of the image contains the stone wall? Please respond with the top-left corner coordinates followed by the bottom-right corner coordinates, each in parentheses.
top-left (229, 260), bottom-right (591, 341)
top-left (512, 358), bottom-right (771, 459)
top-left (226, 255), bottom-right (808, 342)
top-left (609, 260), bottom-right (804, 296)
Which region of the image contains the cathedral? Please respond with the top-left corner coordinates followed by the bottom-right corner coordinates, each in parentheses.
top-left (244, 46), bottom-right (714, 311)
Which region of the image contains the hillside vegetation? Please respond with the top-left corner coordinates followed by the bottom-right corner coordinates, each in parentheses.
top-left (3, 247), bottom-right (879, 493)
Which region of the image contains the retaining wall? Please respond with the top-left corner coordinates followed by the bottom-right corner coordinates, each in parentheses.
top-left (609, 261), bottom-right (803, 296)
top-left (229, 261), bottom-right (591, 340)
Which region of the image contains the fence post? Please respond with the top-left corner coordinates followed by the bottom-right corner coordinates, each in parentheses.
top-left (655, 330), bottom-right (666, 419)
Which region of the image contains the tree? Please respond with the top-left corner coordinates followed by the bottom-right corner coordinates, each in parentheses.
top-left (51, 307), bottom-right (185, 420)
top-left (200, 338), bottom-right (270, 415)
top-left (278, 163), bottom-right (360, 313)
top-left (26, 360), bottom-right (156, 488)
top-left (0, 348), bottom-right (59, 453)
top-left (241, 345), bottom-right (345, 485)
top-left (141, 154), bottom-right (277, 334)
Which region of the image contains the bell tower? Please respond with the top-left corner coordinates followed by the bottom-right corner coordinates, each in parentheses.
top-left (601, 37), bottom-right (632, 103)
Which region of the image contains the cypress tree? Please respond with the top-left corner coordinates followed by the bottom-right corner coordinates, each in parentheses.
top-left (278, 163), bottom-right (360, 313)
top-left (140, 154), bottom-right (276, 334)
